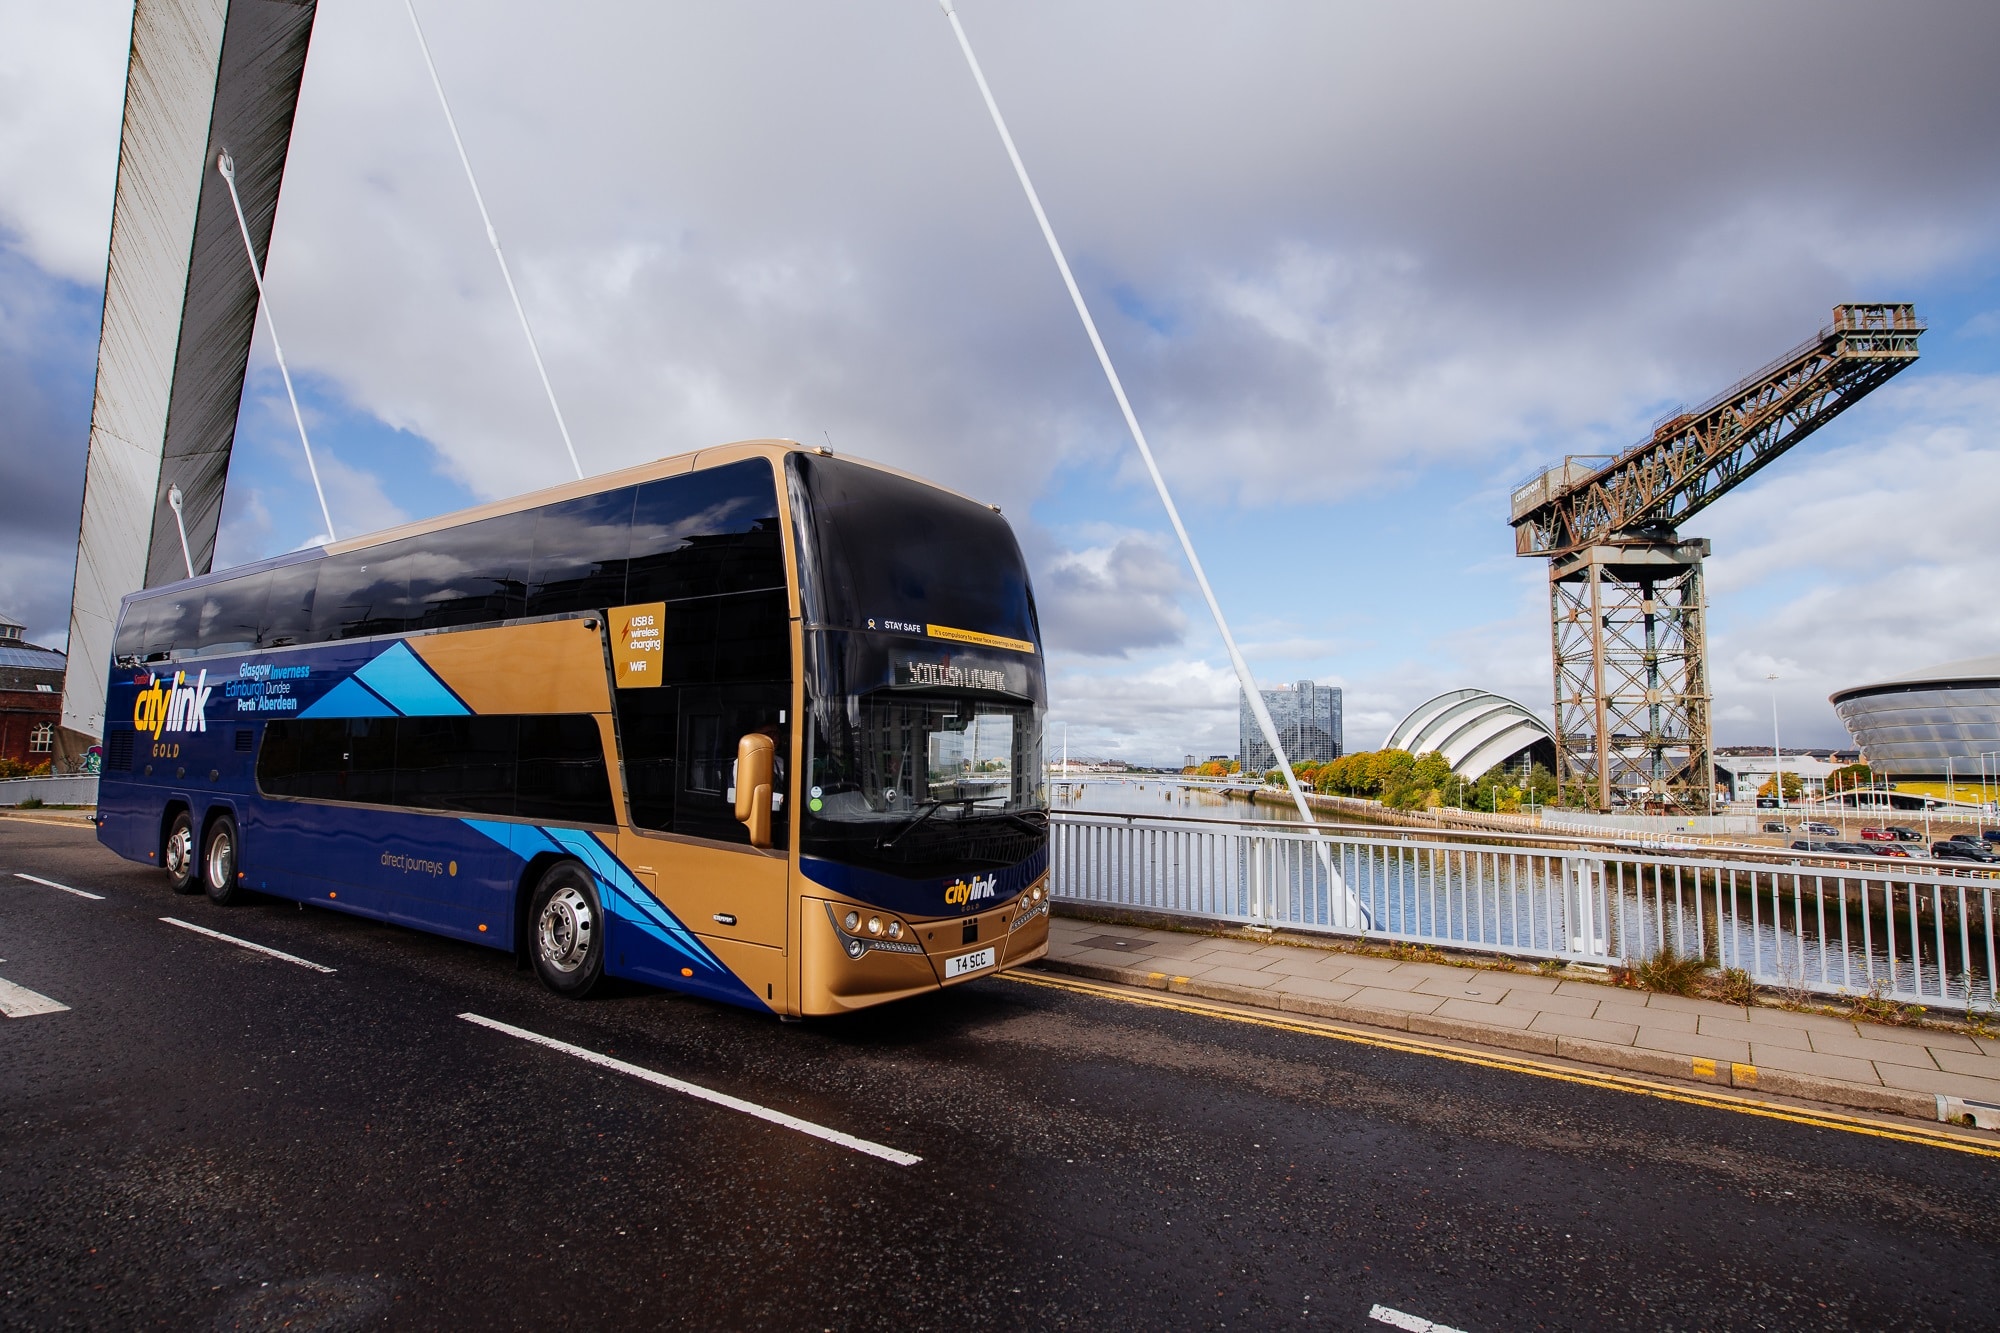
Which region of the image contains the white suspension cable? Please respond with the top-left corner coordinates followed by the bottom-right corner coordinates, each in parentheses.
top-left (936, 0), bottom-right (1363, 926)
top-left (403, 0), bottom-right (584, 482)
top-left (216, 150), bottom-right (338, 544)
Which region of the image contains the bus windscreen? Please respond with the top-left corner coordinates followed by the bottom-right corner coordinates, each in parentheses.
top-left (791, 452), bottom-right (1049, 879)
top-left (788, 453), bottom-right (1038, 646)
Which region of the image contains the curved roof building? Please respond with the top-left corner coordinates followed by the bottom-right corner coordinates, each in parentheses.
top-left (1831, 656), bottom-right (2000, 778)
top-left (1383, 689), bottom-right (1554, 778)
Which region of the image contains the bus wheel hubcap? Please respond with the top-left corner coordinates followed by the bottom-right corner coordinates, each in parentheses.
top-left (207, 832), bottom-right (232, 887)
top-left (538, 886), bottom-right (594, 972)
top-left (167, 827), bottom-right (191, 878)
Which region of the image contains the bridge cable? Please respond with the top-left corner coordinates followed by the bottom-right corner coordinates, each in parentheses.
top-left (935, 0), bottom-right (1366, 927)
top-left (216, 151), bottom-right (339, 543)
top-left (403, 0), bottom-right (584, 482)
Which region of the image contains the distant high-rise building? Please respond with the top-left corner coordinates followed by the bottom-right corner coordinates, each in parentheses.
top-left (1240, 680), bottom-right (1342, 774)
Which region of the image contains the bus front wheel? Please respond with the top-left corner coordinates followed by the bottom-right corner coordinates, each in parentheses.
top-left (529, 860), bottom-right (604, 998)
top-left (164, 809), bottom-right (198, 895)
top-left (203, 815), bottom-right (246, 905)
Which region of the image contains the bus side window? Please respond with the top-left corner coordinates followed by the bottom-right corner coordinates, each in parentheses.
top-left (714, 590), bottom-right (790, 680)
top-left (684, 713), bottom-right (725, 793)
top-left (310, 544), bottom-right (421, 642)
top-left (527, 489), bottom-right (634, 620)
top-left (516, 715), bottom-right (615, 824)
top-left (260, 560), bottom-right (318, 647)
top-left (613, 460), bottom-right (791, 845)
top-left (413, 510), bottom-right (533, 630)
top-left (616, 689), bottom-right (678, 833)
top-left (153, 596), bottom-right (198, 662)
top-left (394, 715), bottom-right (517, 816)
top-left (627, 460), bottom-right (784, 603)
top-left (673, 686), bottom-right (787, 847)
top-left (259, 714), bottom-right (613, 825)
top-left (112, 598), bottom-right (157, 664)
top-left (256, 719), bottom-right (347, 800)
top-left (197, 571), bottom-right (271, 656)
top-left (344, 717), bottom-right (398, 804)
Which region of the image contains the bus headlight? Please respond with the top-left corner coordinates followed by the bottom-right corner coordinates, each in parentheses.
top-left (826, 902), bottom-right (920, 958)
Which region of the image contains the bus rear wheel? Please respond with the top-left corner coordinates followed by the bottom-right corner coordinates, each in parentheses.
top-left (203, 815), bottom-right (245, 905)
top-left (529, 860), bottom-right (604, 998)
top-left (164, 809), bottom-right (198, 894)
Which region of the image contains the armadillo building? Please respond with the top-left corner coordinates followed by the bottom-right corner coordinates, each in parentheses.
top-left (1831, 656), bottom-right (2000, 780)
top-left (1383, 689), bottom-right (1556, 779)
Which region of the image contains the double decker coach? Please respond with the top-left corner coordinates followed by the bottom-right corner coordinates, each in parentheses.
top-left (96, 442), bottom-right (1051, 1015)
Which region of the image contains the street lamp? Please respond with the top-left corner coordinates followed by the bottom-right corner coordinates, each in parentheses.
top-left (1767, 673), bottom-right (1784, 814)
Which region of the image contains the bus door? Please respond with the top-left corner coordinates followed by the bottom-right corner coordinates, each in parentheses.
top-left (613, 682), bottom-right (791, 1005)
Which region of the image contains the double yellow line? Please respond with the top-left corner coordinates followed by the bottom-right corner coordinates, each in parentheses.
top-left (1005, 970), bottom-right (2000, 1160)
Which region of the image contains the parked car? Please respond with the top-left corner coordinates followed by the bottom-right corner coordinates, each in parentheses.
top-left (1873, 844), bottom-right (1913, 858)
top-left (1859, 826), bottom-right (1894, 842)
top-left (1950, 833), bottom-right (1985, 846)
top-left (1887, 826), bottom-right (1923, 842)
top-left (1762, 821), bottom-right (1789, 834)
top-left (1931, 841), bottom-right (2000, 863)
top-left (1791, 839), bottom-right (1839, 853)
top-left (1805, 821), bottom-right (1839, 837)
top-left (1983, 830), bottom-right (2000, 845)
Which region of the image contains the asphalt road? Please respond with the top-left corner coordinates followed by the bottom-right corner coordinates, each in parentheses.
top-left (3, 819), bottom-right (1998, 1331)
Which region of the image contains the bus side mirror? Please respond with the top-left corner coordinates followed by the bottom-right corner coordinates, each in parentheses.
top-left (733, 733), bottom-right (776, 847)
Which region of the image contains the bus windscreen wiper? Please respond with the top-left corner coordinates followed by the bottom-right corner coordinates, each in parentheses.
top-left (878, 795), bottom-right (1005, 851)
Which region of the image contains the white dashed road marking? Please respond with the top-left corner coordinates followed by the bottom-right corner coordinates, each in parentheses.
top-left (15, 872), bottom-right (105, 901)
top-left (160, 917), bottom-right (337, 973)
top-left (459, 1012), bottom-right (922, 1167)
top-left (1370, 1305), bottom-right (1470, 1333)
top-left (0, 975), bottom-right (70, 1018)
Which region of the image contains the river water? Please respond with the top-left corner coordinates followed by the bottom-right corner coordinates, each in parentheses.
top-left (1047, 777), bottom-right (1995, 1008)
top-left (1053, 778), bottom-right (1331, 823)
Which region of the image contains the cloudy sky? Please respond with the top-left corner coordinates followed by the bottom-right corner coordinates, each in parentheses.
top-left (3, 0), bottom-right (1998, 763)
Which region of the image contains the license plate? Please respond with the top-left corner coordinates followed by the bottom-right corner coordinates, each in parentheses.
top-left (944, 946), bottom-right (995, 979)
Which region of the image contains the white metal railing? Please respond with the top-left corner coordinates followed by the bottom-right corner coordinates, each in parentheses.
top-left (1050, 811), bottom-right (1999, 1012)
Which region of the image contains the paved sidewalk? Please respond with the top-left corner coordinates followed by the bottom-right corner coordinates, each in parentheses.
top-left (1042, 913), bottom-right (2000, 1125)
top-left (0, 809), bottom-right (95, 827)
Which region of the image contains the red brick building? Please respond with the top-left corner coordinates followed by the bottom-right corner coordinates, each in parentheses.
top-left (0, 615), bottom-right (65, 772)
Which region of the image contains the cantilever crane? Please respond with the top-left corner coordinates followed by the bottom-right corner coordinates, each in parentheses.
top-left (1509, 303), bottom-right (1923, 813)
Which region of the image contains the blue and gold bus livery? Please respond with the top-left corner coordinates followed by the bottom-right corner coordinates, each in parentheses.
top-left (95, 442), bottom-right (1050, 1016)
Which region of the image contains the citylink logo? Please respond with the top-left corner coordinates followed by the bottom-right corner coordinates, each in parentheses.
top-left (132, 670), bottom-right (214, 739)
top-left (943, 873), bottom-right (997, 908)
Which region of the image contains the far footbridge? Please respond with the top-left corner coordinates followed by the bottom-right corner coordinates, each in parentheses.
top-left (1047, 780), bottom-right (1998, 1014)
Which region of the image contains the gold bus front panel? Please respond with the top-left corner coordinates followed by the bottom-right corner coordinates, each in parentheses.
top-left (797, 879), bottom-right (1051, 1017)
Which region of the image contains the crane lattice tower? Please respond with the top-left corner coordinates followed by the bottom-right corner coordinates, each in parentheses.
top-left (1508, 303), bottom-right (1923, 813)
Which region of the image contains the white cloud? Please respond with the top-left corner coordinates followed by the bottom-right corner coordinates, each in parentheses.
top-left (1049, 657), bottom-right (1240, 762)
top-left (0, 1), bottom-right (127, 281)
top-left (316, 448), bottom-right (410, 538)
top-left (210, 487), bottom-right (275, 571)
top-left (1035, 531), bottom-right (1188, 657)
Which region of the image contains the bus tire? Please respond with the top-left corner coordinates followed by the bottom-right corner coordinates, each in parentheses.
top-left (529, 860), bottom-right (604, 998)
top-left (164, 808), bottom-right (199, 894)
top-left (203, 814), bottom-right (245, 905)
